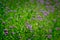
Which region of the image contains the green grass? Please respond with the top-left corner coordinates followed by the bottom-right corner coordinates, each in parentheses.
top-left (0, 0), bottom-right (60, 40)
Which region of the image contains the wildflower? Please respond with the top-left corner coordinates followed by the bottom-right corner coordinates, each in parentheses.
top-left (46, 1), bottom-right (50, 5)
top-left (43, 11), bottom-right (49, 16)
top-left (27, 24), bottom-right (32, 30)
top-left (56, 27), bottom-right (60, 30)
top-left (47, 34), bottom-right (52, 39)
top-left (37, 15), bottom-right (43, 20)
top-left (37, 0), bottom-right (44, 4)
top-left (26, 22), bottom-right (32, 30)
top-left (4, 29), bottom-right (8, 35)
top-left (49, 29), bottom-right (52, 33)
top-left (50, 6), bottom-right (55, 12)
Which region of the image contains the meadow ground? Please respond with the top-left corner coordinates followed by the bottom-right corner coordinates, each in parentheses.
top-left (0, 0), bottom-right (60, 40)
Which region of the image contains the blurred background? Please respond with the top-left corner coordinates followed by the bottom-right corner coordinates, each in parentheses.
top-left (0, 0), bottom-right (60, 40)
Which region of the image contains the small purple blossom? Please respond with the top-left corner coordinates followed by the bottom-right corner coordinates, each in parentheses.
top-left (27, 24), bottom-right (32, 30)
top-left (56, 27), bottom-right (60, 30)
top-left (5, 32), bottom-right (8, 35)
top-left (37, 0), bottom-right (44, 4)
top-left (46, 5), bottom-right (55, 12)
top-left (49, 29), bottom-right (52, 33)
top-left (46, 1), bottom-right (50, 5)
top-left (26, 22), bottom-right (32, 30)
top-left (47, 34), bottom-right (52, 39)
top-left (40, 9), bottom-right (49, 16)
top-left (54, 0), bottom-right (59, 3)
top-left (50, 6), bottom-right (55, 12)
top-left (46, 5), bottom-right (49, 8)
top-left (37, 15), bottom-right (43, 20)
top-left (43, 11), bottom-right (49, 16)
top-left (4, 29), bottom-right (8, 35)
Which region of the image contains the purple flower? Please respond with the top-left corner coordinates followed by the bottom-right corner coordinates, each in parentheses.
top-left (43, 11), bottom-right (49, 16)
top-left (47, 34), bottom-right (52, 39)
top-left (27, 24), bottom-right (32, 30)
top-left (46, 6), bottom-right (49, 8)
top-left (37, 0), bottom-right (44, 4)
top-left (5, 32), bottom-right (8, 35)
top-left (56, 27), bottom-right (60, 30)
top-left (50, 7), bottom-right (55, 12)
top-left (46, 5), bottom-right (55, 12)
top-left (4, 29), bottom-right (8, 35)
top-left (40, 9), bottom-right (49, 16)
top-left (54, 0), bottom-right (59, 2)
top-left (37, 15), bottom-right (43, 20)
top-left (26, 22), bottom-right (32, 30)
top-left (46, 1), bottom-right (50, 5)
top-left (49, 29), bottom-right (52, 33)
